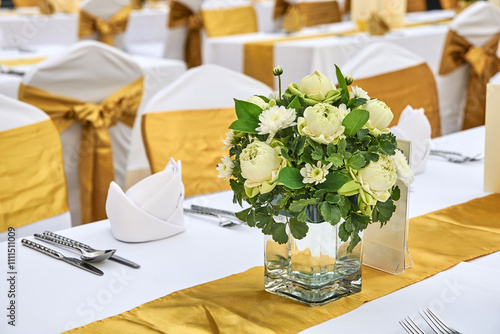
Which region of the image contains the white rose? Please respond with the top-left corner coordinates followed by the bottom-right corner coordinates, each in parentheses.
top-left (297, 103), bottom-right (347, 144)
top-left (247, 95), bottom-right (268, 110)
top-left (298, 70), bottom-right (333, 102)
top-left (240, 141), bottom-right (286, 196)
top-left (362, 99), bottom-right (394, 134)
top-left (357, 155), bottom-right (397, 202)
top-left (391, 150), bottom-right (414, 186)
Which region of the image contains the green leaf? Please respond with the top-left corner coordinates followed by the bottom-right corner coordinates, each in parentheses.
top-left (311, 145), bottom-right (324, 161)
top-left (300, 146), bottom-right (314, 164)
top-left (356, 128), bottom-right (370, 141)
top-left (272, 223), bottom-right (288, 244)
top-left (348, 152), bottom-right (366, 170)
top-left (228, 119), bottom-right (259, 134)
top-left (325, 193), bottom-right (340, 203)
top-left (297, 208), bottom-right (307, 222)
top-left (289, 198), bottom-right (320, 212)
top-left (234, 98), bottom-right (262, 121)
top-left (289, 218), bottom-right (308, 239)
top-left (235, 208), bottom-right (251, 224)
top-left (287, 95), bottom-right (301, 111)
top-left (335, 64), bottom-right (349, 104)
top-left (379, 139), bottom-right (396, 155)
top-left (319, 202), bottom-right (341, 225)
top-left (391, 186), bottom-right (401, 201)
top-left (342, 109), bottom-right (369, 136)
top-left (276, 167), bottom-right (305, 189)
top-left (346, 97), bottom-right (367, 109)
top-left (276, 195), bottom-right (290, 207)
top-left (372, 199), bottom-right (396, 224)
top-left (326, 153), bottom-right (344, 167)
top-left (317, 172), bottom-right (350, 191)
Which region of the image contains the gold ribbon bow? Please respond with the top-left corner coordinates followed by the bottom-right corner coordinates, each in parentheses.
top-left (439, 30), bottom-right (500, 129)
top-left (273, 0), bottom-right (340, 28)
top-left (18, 77), bottom-right (144, 224)
top-left (79, 5), bottom-right (131, 46)
top-left (168, 0), bottom-right (204, 68)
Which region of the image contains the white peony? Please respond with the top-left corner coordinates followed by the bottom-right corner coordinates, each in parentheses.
top-left (247, 95), bottom-right (269, 110)
top-left (357, 155), bottom-right (398, 203)
top-left (297, 103), bottom-right (347, 144)
top-left (298, 70), bottom-right (333, 102)
top-left (391, 150), bottom-right (414, 186)
top-left (300, 161), bottom-right (333, 185)
top-left (216, 155), bottom-right (234, 180)
top-left (350, 86), bottom-right (370, 99)
top-left (255, 105), bottom-right (296, 143)
top-left (240, 141), bottom-right (287, 197)
top-left (362, 99), bottom-right (394, 135)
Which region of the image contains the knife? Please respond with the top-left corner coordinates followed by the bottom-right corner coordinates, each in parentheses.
top-left (43, 231), bottom-right (140, 269)
top-left (21, 239), bottom-right (103, 276)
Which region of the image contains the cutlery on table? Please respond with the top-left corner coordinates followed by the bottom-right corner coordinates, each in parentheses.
top-left (34, 234), bottom-right (116, 262)
top-left (190, 204), bottom-right (238, 218)
top-left (0, 64), bottom-right (25, 76)
top-left (42, 231), bottom-right (141, 269)
top-left (430, 149), bottom-right (482, 163)
top-left (21, 239), bottom-right (103, 276)
top-left (420, 308), bottom-right (462, 334)
top-left (399, 316), bottom-right (425, 334)
top-left (183, 208), bottom-right (241, 227)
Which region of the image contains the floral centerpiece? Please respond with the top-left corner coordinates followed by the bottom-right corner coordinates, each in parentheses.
top-left (217, 65), bottom-right (413, 306)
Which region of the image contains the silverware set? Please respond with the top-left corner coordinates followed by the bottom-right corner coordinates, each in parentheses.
top-left (0, 64), bottom-right (25, 76)
top-left (183, 205), bottom-right (243, 228)
top-left (430, 149), bottom-right (482, 164)
top-left (21, 231), bottom-right (140, 276)
top-left (400, 308), bottom-right (463, 334)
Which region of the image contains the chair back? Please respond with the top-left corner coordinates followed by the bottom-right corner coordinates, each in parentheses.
top-left (19, 40), bottom-right (144, 225)
top-left (274, 0), bottom-right (341, 31)
top-left (142, 64), bottom-right (273, 196)
top-left (0, 94), bottom-right (71, 241)
top-left (342, 42), bottom-right (441, 138)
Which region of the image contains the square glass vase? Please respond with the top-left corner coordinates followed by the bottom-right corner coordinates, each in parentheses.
top-left (264, 207), bottom-right (362, 306)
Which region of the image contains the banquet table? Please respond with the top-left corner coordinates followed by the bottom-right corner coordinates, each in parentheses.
top-left (1, 125), bottom-right (498, 334)
top-left (204, 10), bottom-right (454, 89)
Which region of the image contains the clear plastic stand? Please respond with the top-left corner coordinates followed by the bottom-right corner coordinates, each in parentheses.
top-left (362, 139), bottom-right (413, 275)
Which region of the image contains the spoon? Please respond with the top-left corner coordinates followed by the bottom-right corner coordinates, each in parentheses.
top-left (34, 234), bottom-right (116, 262)
top-left (183, 208), bottom-right (241, 227)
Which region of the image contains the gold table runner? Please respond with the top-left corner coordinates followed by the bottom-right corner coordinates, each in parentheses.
top-left (244, 17), bottom-right (453, 88)
top-left (65, 193), bottom-right (500, 333)
top-left (0, 57), bottom-right (46, 66)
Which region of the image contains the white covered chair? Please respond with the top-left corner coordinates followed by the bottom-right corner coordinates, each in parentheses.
top-left (79, 0), bottom-right (132, 49)
top-left (0, 94), bottom-right (71, 242)
top-left (341, 42), bottom-right (441, 138)
top-left (137, 64), bottom-right (273, 196)
top-left (437, 2), bottom-right (500, 133)
top-left (273, 0), bottom-right (342, 32)
top-left (18, 40), bottom-right (144, 226)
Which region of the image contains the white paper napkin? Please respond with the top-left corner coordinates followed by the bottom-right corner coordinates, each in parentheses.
top-left (106, 158), bottom-right (186, 242)
top-left (390, 105), bottom-right (431, 174)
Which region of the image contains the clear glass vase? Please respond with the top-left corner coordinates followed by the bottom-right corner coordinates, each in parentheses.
top-left (264, 205), bottom-right (362, 306)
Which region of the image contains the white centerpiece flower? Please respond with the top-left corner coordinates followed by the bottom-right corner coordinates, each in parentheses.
top-left (256, 105), bottom-right (296, 143)
top-left (357, 155), bottom-right (398, 203)
top-left (240, 140), bottom-right (287, 197)
top-left (222, 129), bottom-right (235, 149)
top-left (301, 161), bottom-right (333, 185)
top-left (361, 99), bottom-right (394, 136)
top-left (297, 103), bottom-right (347, 144)
top-left (288, 70), bottom-right (341, 105)
top-left (350, 86), bottom-right (370, 99)
top-left (216, 155), bottom-right (234, 179)
top-left (247, 95), bottom-right (269, 110)
top-left (391, 149), bottom-right (414, 186)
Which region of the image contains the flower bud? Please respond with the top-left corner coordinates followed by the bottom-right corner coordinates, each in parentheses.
top-left (344, 74), bottom-right (353, 85)
top-left (298, 71), bottom-right (333, 102)
top-left (273, 66), bottom-right (283, 76)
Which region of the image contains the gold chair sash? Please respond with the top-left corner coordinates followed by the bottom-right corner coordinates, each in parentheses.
top-left (439, 30), bottom-right (500, 129)
top-left (78, 5), bottom-right (131, 46)
top-left (63, 193), bottom-right (500, 333)
top-left (0, 120), bottom-right (68, 231)
top-left (274, 0), bottom-right (341, 27)
top-left (407, 0), bottom-right (458, 11)
top-left (18, 77), bottom-right (144, 224)
top-left (202, 6), bottom-right (258, 38)
top-left (12, 0), bottom-right (39, 7)
top-left (142, 108), bottom-right (235, 197)
top-left (168, 0), bottom-right (204, 68)
top-left (354, 63), bottom-right (441, 138)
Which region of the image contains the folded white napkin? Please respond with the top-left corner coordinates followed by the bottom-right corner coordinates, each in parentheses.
top-left (106, 158), bottom-right (186, 242)
top-left (390, 105), bottom-right (431, 174)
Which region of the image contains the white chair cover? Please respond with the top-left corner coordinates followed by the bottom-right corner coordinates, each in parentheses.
top-left (437, 2), bottom-right (500, 134)
top-left (79, 0), bottom-right (131, 49)
top-left (22, 40), bottom-right (143, 225)
top-left (0, 94), bottom-right (71, 241)
top-left (127, 64), bottom-right (273, 188)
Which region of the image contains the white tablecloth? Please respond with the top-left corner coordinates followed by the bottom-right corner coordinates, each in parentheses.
top-left (0, 125), bottom-right (494, 334)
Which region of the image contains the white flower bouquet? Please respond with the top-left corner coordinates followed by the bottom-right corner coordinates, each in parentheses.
top-left (217, 65), bottom-right (413, 251)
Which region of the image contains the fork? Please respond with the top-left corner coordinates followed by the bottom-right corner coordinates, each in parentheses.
top-left (183, 208), bottom-right (241, 227)
top-left (420, 308), bottom-right (462, 334)
top-left (400, 316), bottom-right (426, 334)
top-left (430, 149), bottom-right (482, 163)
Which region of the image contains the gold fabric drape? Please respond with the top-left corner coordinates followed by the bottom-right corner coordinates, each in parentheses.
top-left (407, 0), bottom-right (458, 12)
top-left (0, 57), bottom-right (46, 66)
top-left (353, 63), bottom-right (441, 137)
top-left (142, 108), bottom-right (235, 197)
top-left (439, 30), bottom-right (500, 129)
top-left (12, 0), bottom-right (39, 7)
top-left (18, 77), bottom-right (144, 224)
top-left (78, 5), bottom-right (131, 46)
top-left (0, 120), bottom-right (68, 231)
top-left (202, 6), bottom-right (258, 37)
top-left (274, 0), bottom-right (341, 27)
top-left (64, 193), bottom-right (500, 333)
top-left (168, 0), bottom-right (204, 68)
